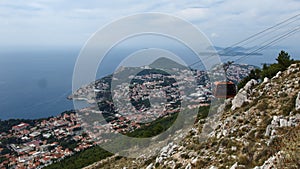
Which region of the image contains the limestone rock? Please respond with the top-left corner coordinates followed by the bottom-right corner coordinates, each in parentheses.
top-left (279, 119), bottom-right (288, 127)
top-left (263, 77), bottom-right (269, 83)
top-left (272, 71), bottom-right (282, 79)
top-left (156, 157), bottom-right (163, 164)
top-left (296, 92), bottom-right (300, 111)
top-left (146, 163), bottom-right (153, 169)
top-left (244, 79), bottom-right (258, 91)
top-left (191, 157), bottom-right (198, 166)
top-left (185, 163), bottom-right (192, 169)
top-left (230, 162), bottom-right (238, 169)
top-left (231, 91), bottom-right (248, 110)
top-left (231, 79), bottom-right (257, 110)
top-left (265, 125), bottom-right (271, 137)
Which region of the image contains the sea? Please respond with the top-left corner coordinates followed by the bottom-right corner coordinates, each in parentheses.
top-left (0, 47), bottom-right (299, 120)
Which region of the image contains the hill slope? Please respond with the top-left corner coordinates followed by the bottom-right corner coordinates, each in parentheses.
top-left (87, 63), bottom-right (300, 169)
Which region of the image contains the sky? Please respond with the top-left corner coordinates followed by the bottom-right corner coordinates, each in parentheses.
top-left (0, 0), bottom-right (300, 119)
top-left (0, 0), bottom-right (300, 49)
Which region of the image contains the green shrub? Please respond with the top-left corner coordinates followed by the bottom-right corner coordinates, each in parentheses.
top-left (238, 50), bottom-right (294, 89)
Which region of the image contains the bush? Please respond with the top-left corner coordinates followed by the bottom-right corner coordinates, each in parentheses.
top-left (44, 146), bottom-right (113, 169)
top-left (238, 68), bottom-right (261, 90)
top-left (238, 50), bottom-right (294, 89)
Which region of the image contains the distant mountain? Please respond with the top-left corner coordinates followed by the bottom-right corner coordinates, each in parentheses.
top-left (149, 57), bottom-right (187, 70)
top-left (206, 46), bottom-right (263, 56)
top-left (206, 46), bottom-right (223, 51)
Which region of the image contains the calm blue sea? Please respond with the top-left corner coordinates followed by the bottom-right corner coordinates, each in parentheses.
top-left (0, 48), bottom-right (79, 120)
top-left (0, 47), bottom-right (299, 120)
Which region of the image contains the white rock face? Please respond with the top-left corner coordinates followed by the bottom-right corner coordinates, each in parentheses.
top-left (185, 163), bottom-right (192, 169)
top-left (296, 92), bottom-right (300, 111)
top-left (263, 77), bottom-right (269, 83)
top-left (265, 125), bottom-right (271, 137)
top-left (244, 79), bottom-right (258, 91)
top-left (230, 162), bottom-right (238, 169)
top-left (146, 163), bottom-right (153, 169)
top-left (272, 71), bottom-right (282, 79)
top-left (279, 119), bottom-right (288, 127)
top-left (155, 142), bottom-right (179, 164)
top-left (265, 115), bottom-right (300, 137)
top-left (156, 157), bottom-right (163, 164)
top-left (231, 91), bottom-right (248, 110)
top-left (231, 79), bottom-right (257, 110)
top-left (191, 157), bottom-right (198, 165)
top-left (287, 64), bottom-right (299, 75)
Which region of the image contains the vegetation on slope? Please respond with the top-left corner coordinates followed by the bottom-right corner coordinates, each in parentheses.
top-left (44, 106), bottom-right (210, 169)
top-left (43, 146), bottom-right (113, 169)
top-left (0, 119), bottom-right (36, 133)
top-left (238, 50), bottom-right (294, 89)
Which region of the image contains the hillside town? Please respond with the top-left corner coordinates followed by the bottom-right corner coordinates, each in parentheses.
top-left (73, 63), bottom-right (256, 139)
top-left (0, 112), bottom-right (94, 169)
top-left (70, 63), bottom-right (256, 110)
top-left (0, 63), bottom-right (256, 169)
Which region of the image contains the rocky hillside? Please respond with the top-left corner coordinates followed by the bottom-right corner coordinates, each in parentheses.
top-left (86, 63), bottom-right (300, 169)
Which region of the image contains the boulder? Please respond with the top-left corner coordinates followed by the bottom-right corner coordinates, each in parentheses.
top-left (230, 162), bottom-right (238, 169)
top-left (279, 119), bottom-right (288, 127)
top-left (231, 90), bottom-right (248, 110)
top-left (263, 77), bottom-right (269, 83)
top-left (231, 79), bottom-right (257, 110)
top-left (244, 79), bottom-right (258, 91)
top-left (156, 157), bottom-right (163, 164)
top-left (272, 71), bottom-right (282, 79)
top-left (146, 163), bottom-right (153, 169)
top-left (265, 125), bottom-right (271, 137)
top-left (185, 163), bottom-right (192, 169)
top-left (191, 157), bottom-right (198, 166)
top-left (296, 92), bottom-right (300, 111)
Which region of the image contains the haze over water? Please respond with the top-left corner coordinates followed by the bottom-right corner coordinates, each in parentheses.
top-left (0, 46), bottom-right (299, 120)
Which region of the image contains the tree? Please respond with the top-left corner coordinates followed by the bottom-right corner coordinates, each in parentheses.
top-left (237, 50), bottom-right (294, 89)
top-left (276, 50), bottom-right (293, 68)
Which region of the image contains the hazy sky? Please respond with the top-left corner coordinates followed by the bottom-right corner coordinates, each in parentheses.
top-left (0, 0), bottom-right (299, 49)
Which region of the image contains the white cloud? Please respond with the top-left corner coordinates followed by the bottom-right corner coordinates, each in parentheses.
top-left (175, 7), bottom-right (211, 21)
top-left (0, 0), bottom-right (299, 48)
top-left (211, 33), bottom-right (219, 38)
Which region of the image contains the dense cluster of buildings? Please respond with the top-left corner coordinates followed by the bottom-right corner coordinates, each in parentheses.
top-left (0, 113), bottom-right (94, 169)
top-left (73, 65), bottom-right (255, 143)
top-left (76, 68), bottom-right (212, 141)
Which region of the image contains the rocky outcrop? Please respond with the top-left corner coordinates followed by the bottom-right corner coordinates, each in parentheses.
top-left (155, 142), bottom-right (179, 164)
top-left (150, 63), bottom-right (300, 169)
top-left (231, 79), bottom-right (257, 110)
top-left (265, 114), bottom-right (300, 138)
